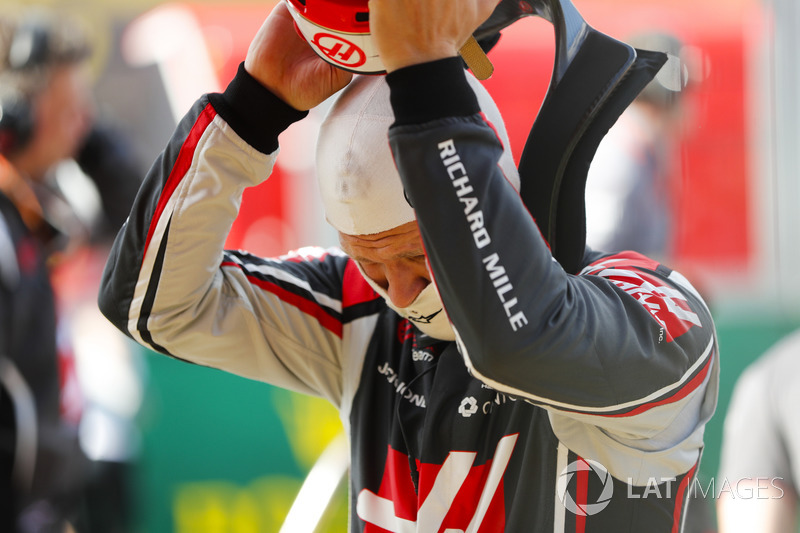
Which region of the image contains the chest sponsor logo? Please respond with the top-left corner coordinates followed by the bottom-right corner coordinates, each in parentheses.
top-left (458, 397), bottom-right (479, 417)
top-left (458, 392), bottom-right (517, 418)
top-left (412, 349), bottom-right (435, 363)
top-left (588, 265), bottom-right (701, 342)
top-left (378, 362), bottom-right (426, 408)
top-left (357, 434), bottom-right (518, 532)
top-left (398, 320), bottom-right (439, 364)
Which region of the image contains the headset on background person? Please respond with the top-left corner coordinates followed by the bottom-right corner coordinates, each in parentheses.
top-left (1, 10), bottom-right (142, 248)
top-left (0, 14), bottom-right (91, 158)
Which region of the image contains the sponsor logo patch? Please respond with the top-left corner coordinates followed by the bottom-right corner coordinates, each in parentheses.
top-left (586, 259), bottom-right (701, 342)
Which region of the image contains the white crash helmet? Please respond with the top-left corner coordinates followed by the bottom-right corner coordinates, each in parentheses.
top-left (284, 0), bottom-right (384, 74)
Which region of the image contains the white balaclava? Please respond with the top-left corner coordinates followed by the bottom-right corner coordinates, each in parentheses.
top-left (316, 73), bottom-right (520, 340)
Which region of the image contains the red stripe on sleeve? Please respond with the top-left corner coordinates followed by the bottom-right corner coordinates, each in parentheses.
top-left (222, 261), bottom-right (343, 338)
top-left (143, 104), bottom-right (217, 263)
top-left (602, 350), bottom-right (714, 419)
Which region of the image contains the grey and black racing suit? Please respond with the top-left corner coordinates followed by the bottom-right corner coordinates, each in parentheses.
top-left (99, 58), bottom-right (718, 532)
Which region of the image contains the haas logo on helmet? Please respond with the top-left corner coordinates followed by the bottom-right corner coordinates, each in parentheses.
top-left (284, 0), bottom-right (384, 74)
top-left (311, 33), bottom-right (366, 68)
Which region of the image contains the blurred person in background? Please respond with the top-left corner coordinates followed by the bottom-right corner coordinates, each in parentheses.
top-left (717, 329), bottom-right (800, 533)
top-left (1, 8), bottom-right (142, 532)
top-left (585, 31), bottom-right (691, 262)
